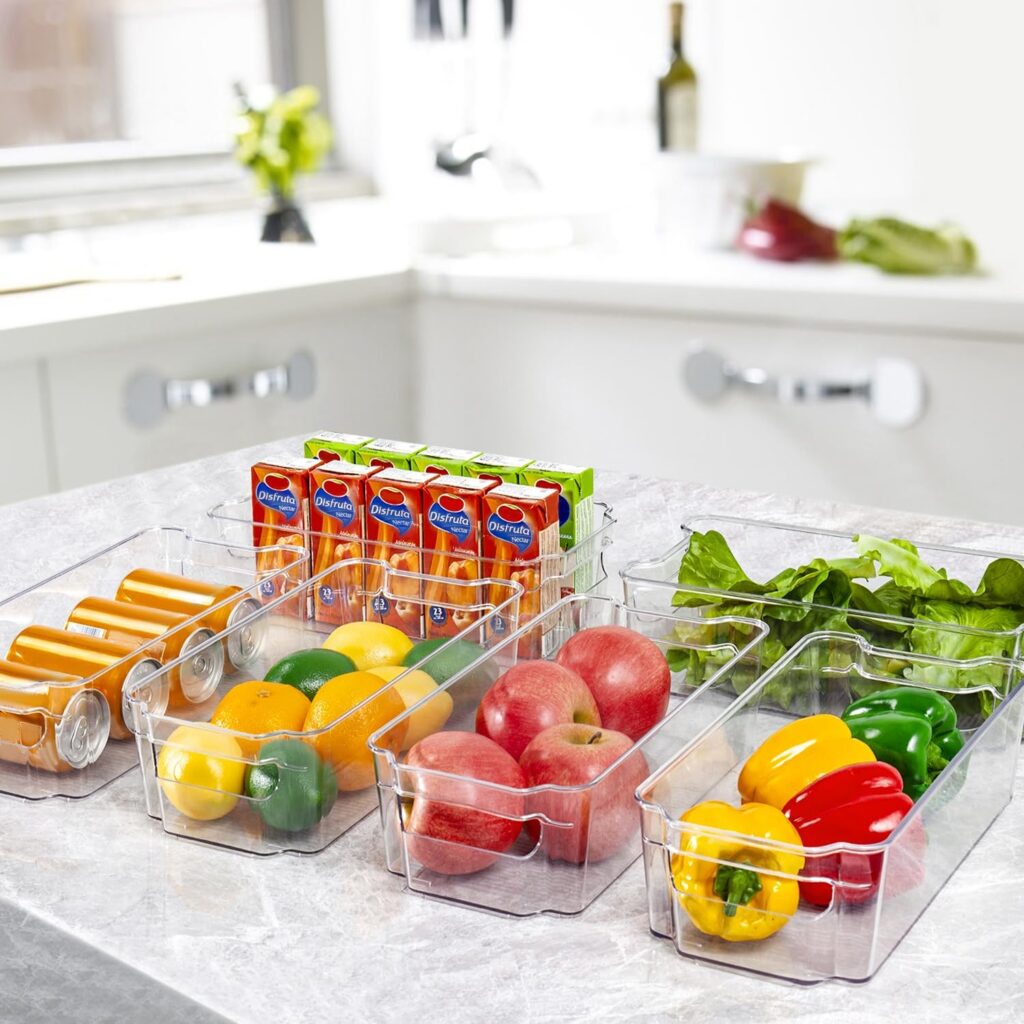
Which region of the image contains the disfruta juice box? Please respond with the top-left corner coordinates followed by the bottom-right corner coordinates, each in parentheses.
top-left (467, 453), bottom-right (534, 485)
top-left (409, 446), bottom-right (482, 477)
top-left (481, 483), bottom-right (560, 655)
top-left (353, 439), bottom-right (426, 472)
top-left (309, 461), bottom-right (382, 626)
top-left (251, 457), bottom-right (320, 602)
top-left (520, 461), bottom-right (596, 595)
top-left (363, 469), bottom-right (438, 635)
top-left (422, 476), bottom-right (499, 640)
top-left (303, 432), bottom-right (373, 464)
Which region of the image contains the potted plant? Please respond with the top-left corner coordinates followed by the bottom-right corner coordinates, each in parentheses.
top-left (233, 84), bottom-right (332, 242)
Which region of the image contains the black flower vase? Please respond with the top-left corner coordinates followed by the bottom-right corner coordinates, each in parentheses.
top-left (261, 194), bottom-right (315, 243)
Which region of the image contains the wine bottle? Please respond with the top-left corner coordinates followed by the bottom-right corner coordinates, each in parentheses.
top-left (657, 2), bottom-right (698, 151)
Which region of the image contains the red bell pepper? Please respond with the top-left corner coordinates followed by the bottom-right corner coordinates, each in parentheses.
top-left (737, 199), bottom-right (838, 262)
top-left (783, 761), bottom-right (918, 907)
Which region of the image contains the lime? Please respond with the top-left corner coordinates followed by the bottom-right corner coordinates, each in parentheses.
top-left (245, 739), bottom-right (338, 833)
top-left (403, 638), bottom-right (487, 684)
top-left (264, 648), bottom-right (356, 700)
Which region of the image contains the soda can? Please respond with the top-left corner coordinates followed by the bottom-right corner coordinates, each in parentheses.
top-left (6, 626), bottom-right (166, 740)
top-left (65, 597), bottom-right (224, 707)
top-left (0, 660), bottom-right (110, 772)
top-left (114, 569), bottom-right (267, 671)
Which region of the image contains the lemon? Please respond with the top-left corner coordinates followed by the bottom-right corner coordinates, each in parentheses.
top-left (322, 622), bottom-right (413, 670)
top-left (367, 665), bottom-right (454, 749)
top-left (157, 725), bottom-right (245, 821)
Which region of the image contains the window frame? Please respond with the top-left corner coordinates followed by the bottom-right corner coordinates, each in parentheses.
top-left (0, 0), bottom-right (357, 230)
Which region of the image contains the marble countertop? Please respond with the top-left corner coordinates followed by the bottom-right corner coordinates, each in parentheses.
top-left (1, 439), bottom-right (1023, 1023)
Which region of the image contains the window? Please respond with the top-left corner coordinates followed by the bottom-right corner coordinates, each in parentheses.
top-left (0, 0), bottom-right (273, 157)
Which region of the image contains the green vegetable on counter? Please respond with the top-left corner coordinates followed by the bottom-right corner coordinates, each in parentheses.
top-left (838, 217), bottom-right (978, 275)
top-left (672, 530), bottom-right (1023, 711)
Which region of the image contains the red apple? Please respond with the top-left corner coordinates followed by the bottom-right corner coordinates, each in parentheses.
top-left (405, 731), bottom-right (526, 875)
top-left (555, 626), bottom-right (670, 741)
top-left (519, 723), bottom-right (650, 864)
top-left (475, 660), bottom-right (601, 761)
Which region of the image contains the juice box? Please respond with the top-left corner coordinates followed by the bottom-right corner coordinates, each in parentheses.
top-left (520, 461), bottom-right (596, 594)
top-left (251, 457), bottom-right (319, 602)
top-left (353, 439), bottom-right (426, 471)
top-left (364, 469), bottom-right (438, 635)
top-left (422, 476), bottom-right (499, 640)
top-left (467, 453), bottom-right (534, 485)
top-left (481, 483), bottom-right (560, 655)
top-left (410, 446), bottom-right (482, 477)
top-left (309, 461), bottom-right (382, 626)
top-left (303, 432), bottom-right (373, 464)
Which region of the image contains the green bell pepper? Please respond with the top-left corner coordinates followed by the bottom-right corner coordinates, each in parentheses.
top-left (841, 686), bottom-right (965, 800)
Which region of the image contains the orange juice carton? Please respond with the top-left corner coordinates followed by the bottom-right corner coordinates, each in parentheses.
top-left (467, 453), bottom-right (534, 486)
top-left (353, 439), bottom-right (426, 471)
top-left (410, 447), bottom-right (482, 477)
top-left (251, 457), bottom-right (319, 601)
top-left (303, 432), bottom-right (373, 464)
top-left (482, 483), bottom-right (560, 654)
top-left (309, 461), bottom-right (383, 626)
top-left (364, 469), bottom-right (438, 634)
top-left (520, 461), bottom-right (596, 595)
top-left (422, 476), bottom-right (499, 640)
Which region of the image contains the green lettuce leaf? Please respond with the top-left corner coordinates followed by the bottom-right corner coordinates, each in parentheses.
top-left (853, 535), bottom-right (946, 591)
top-left (904, 601), bottom-right (1024, 716)
top-left (671, 529), bottom-right (1024, 717)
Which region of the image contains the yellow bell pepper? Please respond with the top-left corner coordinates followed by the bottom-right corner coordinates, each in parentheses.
top-left (738, 714), bottom-right (876, 809)
top-left (671, 801), bottom-right (804, 942)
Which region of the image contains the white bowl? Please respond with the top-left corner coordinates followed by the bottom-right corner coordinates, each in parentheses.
top-left (654, 153), bottom-right (813, 250)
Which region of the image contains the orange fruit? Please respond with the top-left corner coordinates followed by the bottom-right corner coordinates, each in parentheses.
top-left (210, 680), bottom-right (311, 756)
top-left (303, 671), bottom-right (408, 791)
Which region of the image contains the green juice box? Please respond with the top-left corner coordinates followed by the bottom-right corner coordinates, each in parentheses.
top-left (466, 453), bottom-right (534, 486)
top-left (410, 447), bottom-right (482, 477)
top-left (303, 432), bottom-right (373, 463)
top-left (352, 439), bottom-right (426, 471)
top-left (520, 461), bottom-right (595, 594)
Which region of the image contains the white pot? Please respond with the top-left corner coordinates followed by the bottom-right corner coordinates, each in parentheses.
top-left (654, 153), bottom-right (812, 250)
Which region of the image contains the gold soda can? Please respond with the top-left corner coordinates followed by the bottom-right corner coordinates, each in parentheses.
top-left (6, 626), bottom-right (166, 740)
top-left (65, 597), bottom-right (224, 707)
top-left (114, 569), bottom-right (266, 671)
top-left (0, 659), bottom-right (110, 772)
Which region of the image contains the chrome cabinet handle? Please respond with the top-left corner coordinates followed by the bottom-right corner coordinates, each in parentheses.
top-left (124, 351), bottom-right (316, 429)
top-left (683, 346), bottom-right (926, 428)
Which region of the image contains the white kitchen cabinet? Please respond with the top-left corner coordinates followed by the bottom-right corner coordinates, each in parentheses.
top-left (0, 360), bottom-right (51, 503)
top-left (47, 301), bottom-right (414, 490)
top-left (416, 296), bottom-right (1021, 524)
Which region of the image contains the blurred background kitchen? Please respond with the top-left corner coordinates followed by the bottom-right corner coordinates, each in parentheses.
top-left (1, 0), bottom-right (1021, 521)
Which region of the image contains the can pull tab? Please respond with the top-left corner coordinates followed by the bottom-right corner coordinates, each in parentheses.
top-left (123, 351), bottom-right (316, 429)
top-left (682, 347), bottom-right (926, 429)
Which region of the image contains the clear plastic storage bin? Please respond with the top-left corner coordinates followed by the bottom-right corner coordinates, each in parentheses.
top-left (205, 496), bottom-right (617, 652)
top-left (621, 515), bottom-right (1024, 707)
top-left (370, 594), bottom-right (768, 917)
top-left (636, 631), bottom-right (1024, 984)
top-left (127, 558), bottom-right (522, 855)
top-left (0, 528), bottom-right (305, 801)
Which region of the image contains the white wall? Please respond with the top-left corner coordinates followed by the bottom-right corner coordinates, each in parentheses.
top-left (331, 0), bottom-right (1024, 269)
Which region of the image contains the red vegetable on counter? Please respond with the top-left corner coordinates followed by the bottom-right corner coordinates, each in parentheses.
top-left (783, 761), bottom-right (918, 906)
top-left (737, 199), bottom-right (838, 262)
